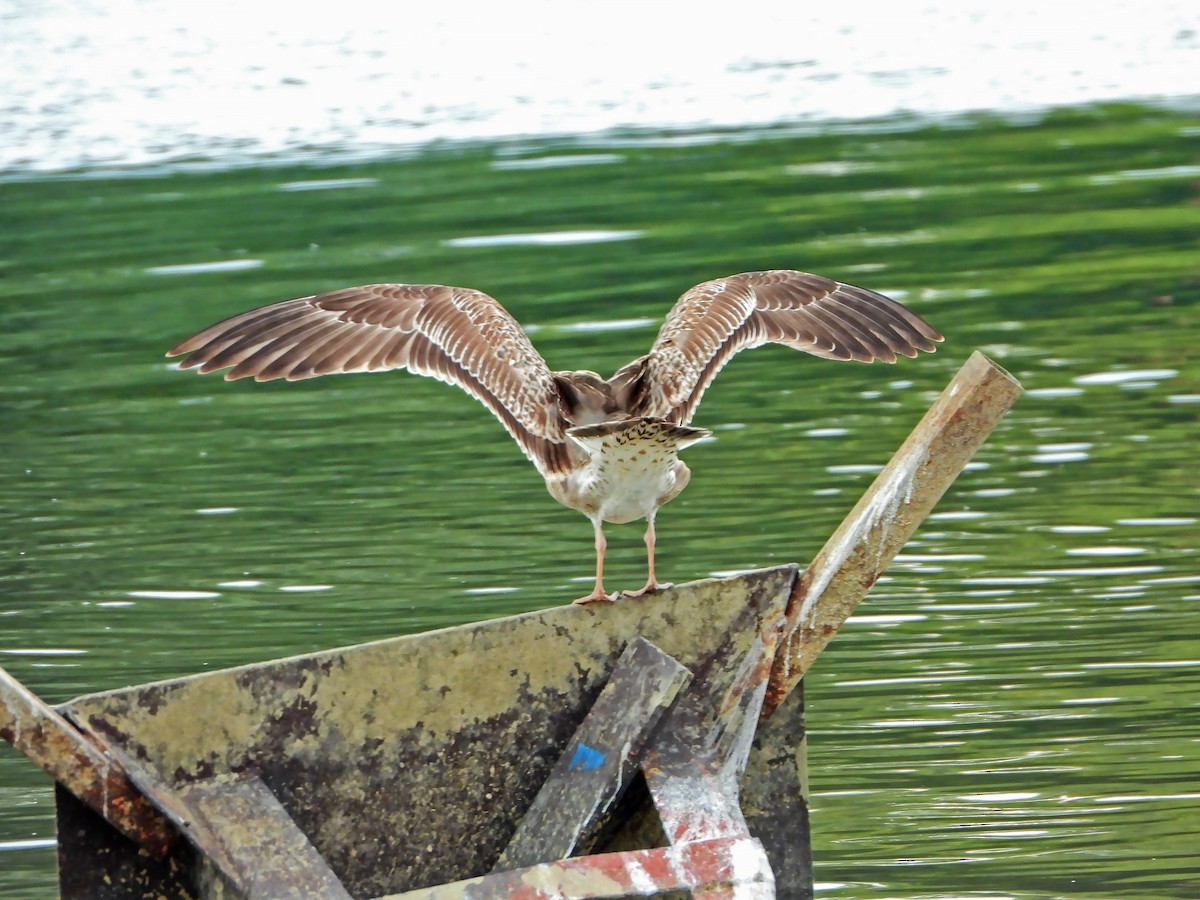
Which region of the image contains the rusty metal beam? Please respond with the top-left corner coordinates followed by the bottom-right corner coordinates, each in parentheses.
top-left (494, 637), bottom-right (691, 871)
top-left (0, 666), bottom-right (176, 855)
top-left (762, 351), bottom-right (1023, 718)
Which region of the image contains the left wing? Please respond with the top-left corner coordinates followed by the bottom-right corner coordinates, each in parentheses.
top-left (635, 270), bottom-right (942, 424)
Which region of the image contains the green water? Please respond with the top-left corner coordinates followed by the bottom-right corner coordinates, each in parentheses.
top-left (2, 104), bottom-right (1198, 897)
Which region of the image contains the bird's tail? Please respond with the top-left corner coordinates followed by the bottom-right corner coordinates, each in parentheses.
top-left (566, 416), bottom-right (711, 453)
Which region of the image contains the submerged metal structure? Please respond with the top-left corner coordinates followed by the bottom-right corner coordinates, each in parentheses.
top-left (2, 352), bottom-right (1021, 898)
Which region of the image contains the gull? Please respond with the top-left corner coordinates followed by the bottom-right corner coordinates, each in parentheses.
top-left (167, 269), bottom-right (941, 603)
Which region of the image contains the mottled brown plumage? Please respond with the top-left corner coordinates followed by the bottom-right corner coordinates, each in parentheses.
top-left (168, 270), bottom-right (942, 602)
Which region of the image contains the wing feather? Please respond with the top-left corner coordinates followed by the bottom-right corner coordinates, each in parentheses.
top-left (167, 284), bottom-right (571, 475)
top-left (641, 270), bottom-right (942, 424)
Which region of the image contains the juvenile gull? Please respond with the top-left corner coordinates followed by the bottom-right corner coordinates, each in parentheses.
top-left (168, 270), bottom-right (942, 603)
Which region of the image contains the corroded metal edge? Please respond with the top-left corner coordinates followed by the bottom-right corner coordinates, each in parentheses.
top-left (0, 666), bottom-right (176, 855)
top-left (59, 566), bottom-right (794, 716)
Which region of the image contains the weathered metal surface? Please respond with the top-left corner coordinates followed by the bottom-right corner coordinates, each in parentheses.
top-left (646, 757), bottom-right (747, 847)
top-left (384, 836), bottom-right (774, 899)
top-left (494, 637), bottom-right (691, 872)
top-left (0, 666), bottom-right (176, 855)
top-left (180, 775), bottom-right (353, 899)
top-left (762, 351), bottom-right (1023, 717)
top-left (56, 565), bottom-right (798, 898)
top-left (741, 685), bottom-right (811, 900)
top-left (641, 581), bottom-right (786, 848)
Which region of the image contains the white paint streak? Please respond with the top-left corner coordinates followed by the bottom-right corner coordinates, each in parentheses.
top-left (799, 443), bottom-right (927, 627)
top-left (596, 738), bottom-right (632, 819)
top-left (623, 857), bottom-right (659, 894)
top-left (729, 838), bottom-right (775, 898)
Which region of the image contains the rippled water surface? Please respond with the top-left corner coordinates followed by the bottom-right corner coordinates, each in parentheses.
top-left (2, 105), bottom-right (1198, 897)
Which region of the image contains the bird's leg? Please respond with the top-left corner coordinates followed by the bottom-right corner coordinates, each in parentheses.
top-left (574, 517), bottom-right (618, 604)
top-left (624, 513), bottom-right (672, 598)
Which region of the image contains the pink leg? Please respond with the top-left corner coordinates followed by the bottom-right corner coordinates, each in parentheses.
top-left (624, 515), bottom-right (672, 598)
top-left (574, 518), bottom-right (618, 604)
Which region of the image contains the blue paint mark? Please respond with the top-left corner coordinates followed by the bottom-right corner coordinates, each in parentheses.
top-left (569, 743), bottom-right (606, 772)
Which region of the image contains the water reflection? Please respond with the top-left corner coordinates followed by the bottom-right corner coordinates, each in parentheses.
top-left (145, 259), bottom-right (264, 275)
top-left (490, 154), bottom-right (623, 171)
top-left (277, 177), bottom-right (380, 191)
top-left (1073, 368), bottom-right (1179, 385)
top-left (442, 230), bottom-right (642, 247)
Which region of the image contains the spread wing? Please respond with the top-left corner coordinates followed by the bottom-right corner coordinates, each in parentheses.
top-left (167, 284), bottom-right (573, 475)
top-left (639, 270), bottom-right (943, 424)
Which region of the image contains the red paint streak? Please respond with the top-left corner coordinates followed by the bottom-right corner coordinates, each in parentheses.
top-left (487, 837), bottom-right (768, 897)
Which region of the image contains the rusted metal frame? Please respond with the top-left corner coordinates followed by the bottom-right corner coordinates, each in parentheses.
top-left (494, 636), bottom-right (692, 872)
top-left (385, 836), bottom-right (773, 899)
top-left (490, 599), bottom-right (786, 895)
top-left (179, 774), bottom-right (353, 899)
top-left (762, 351), bottom-right (1023, 718)
top-left (0, 665), bottom-right (177, 855)
top-left (53, 785), bottom-right (198, 900)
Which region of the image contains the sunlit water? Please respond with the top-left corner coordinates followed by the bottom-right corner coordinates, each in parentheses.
top-left (2, 0), bottom-right (1198, 173)
top-left (2, 105), bottom-right (1198, 897)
